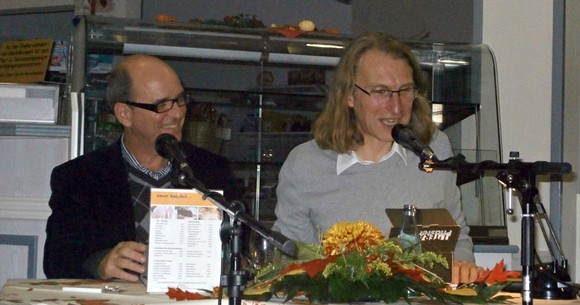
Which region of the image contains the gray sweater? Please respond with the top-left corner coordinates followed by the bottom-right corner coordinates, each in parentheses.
top-left (273, 130), bottom-right (474, 262)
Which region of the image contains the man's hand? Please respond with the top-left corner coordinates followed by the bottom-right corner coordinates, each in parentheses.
top-left (452, 260), bottom-right (484, 284)
top-left (97, 241), bottom-right (147, 282)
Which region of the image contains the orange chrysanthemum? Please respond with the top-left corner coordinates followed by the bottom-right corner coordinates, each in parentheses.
top-left (321, 221), bottom-right (385, 256)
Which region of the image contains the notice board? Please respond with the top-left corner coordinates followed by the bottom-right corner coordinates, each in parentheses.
top-left (0, 38), bottom-right (53, 83)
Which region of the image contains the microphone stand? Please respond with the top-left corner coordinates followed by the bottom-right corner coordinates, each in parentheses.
top-left (420, 154), bottom-right (572, 305)
top-left (531, 197), bottom-right (577, 300)
top-left (172, 164), bottom-right (296, 305)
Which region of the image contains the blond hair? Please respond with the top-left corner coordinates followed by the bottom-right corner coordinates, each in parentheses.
top-left (312, 32), bottom-right (436, 153)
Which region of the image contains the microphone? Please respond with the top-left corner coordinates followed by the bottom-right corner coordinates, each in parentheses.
top-left (155, 133), bottom-right (195, 181)
top-left (392, 124), bottom-right (438, 161)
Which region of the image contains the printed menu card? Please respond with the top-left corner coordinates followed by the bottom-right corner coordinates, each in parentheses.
top-left (146, 188), bottom-right (223, 293)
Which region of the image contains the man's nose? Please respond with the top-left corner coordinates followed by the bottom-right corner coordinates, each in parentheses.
top-left (384, 95), bottom-right (401, 113)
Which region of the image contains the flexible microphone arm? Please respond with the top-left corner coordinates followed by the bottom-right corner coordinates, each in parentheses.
top-left (420, 154), bottom-right (571, 176)
top-left (176, 166), bottom-right (296, 305)
top-left (155, 134), bottom-right (296, 257)
top-left (179, 173), bottom-right (298, 305)
top-left (155, 134), bottom-right (296, 305)
top-left (174, 167), bottom-right (297, 258)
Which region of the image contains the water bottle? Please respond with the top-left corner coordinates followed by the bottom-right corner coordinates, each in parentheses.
top-left (398, 204), bottom-right (421, 253)
top-left (399, 204), bottom-right (422, 298)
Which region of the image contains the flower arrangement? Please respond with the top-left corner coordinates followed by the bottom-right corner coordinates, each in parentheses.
top-left (243, 221), bottom-right (519, 304)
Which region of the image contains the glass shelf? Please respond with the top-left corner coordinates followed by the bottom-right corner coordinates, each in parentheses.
top-left (73, 16), bottom-right (503, 234)
top-left (85, 16), bottom-right (348, 66)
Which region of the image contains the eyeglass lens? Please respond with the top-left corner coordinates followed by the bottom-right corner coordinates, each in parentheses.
top-left (156, 95), bottom-right (187, 113)
top-left (377, 88), bottom-right (416, 100)
top-left (356, 84), bottom-right (416, 103)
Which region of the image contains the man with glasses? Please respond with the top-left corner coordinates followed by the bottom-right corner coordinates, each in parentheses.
top-left (44, 55), bottom-right (235, 281)
top-left (273, 33), bottom-right (483, 284)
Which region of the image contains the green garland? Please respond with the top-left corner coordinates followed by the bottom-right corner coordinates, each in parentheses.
top-left (245, 241), bottom-right (514, 304)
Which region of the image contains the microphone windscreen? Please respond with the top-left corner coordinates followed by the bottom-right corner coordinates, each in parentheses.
top-left (155, 133), bottom-right (178, 159)
top-left (391, 124), bottom-right (438, 161)
top-left (391, 124), bottom-right (415, 145)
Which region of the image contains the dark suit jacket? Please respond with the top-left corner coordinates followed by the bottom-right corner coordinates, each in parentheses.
top-left (43, 140), bottom-right (235, 279)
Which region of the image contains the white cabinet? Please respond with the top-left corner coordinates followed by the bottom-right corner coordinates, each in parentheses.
top-left (0, 126), bottom-right (70, 285)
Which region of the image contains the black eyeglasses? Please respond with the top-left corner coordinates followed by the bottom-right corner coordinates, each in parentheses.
top-left (355, 84), bottom-right (418, 104)
top-left (121, 93), bottom-right (190, 113)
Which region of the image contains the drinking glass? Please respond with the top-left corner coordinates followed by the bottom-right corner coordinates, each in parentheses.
top-left (248, 232), bottom-right (277, 270)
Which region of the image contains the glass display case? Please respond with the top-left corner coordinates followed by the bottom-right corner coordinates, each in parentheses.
top-left (70, 16), bottom-right (503, 238)
top-left (410, 41), bottom-right (505, 244)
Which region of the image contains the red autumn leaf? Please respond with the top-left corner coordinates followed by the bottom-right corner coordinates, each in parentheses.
top-left (390, 264), bottom-right (427, 282)
top-left (281, 256), bottom-right (336, 278)
top-left (166, 287), bottom-right (209, 301)
top-left (270, 27), bottom-right (308, 39)
top-left (475, 259), bottom-right (521, 285)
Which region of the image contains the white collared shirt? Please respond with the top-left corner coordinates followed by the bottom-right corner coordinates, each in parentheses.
top-left (120, 133), bottom-right (172, 180)
top-left (336, 142), bottom-right (408, 175)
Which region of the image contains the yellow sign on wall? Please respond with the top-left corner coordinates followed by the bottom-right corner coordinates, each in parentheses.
top-left (0, 38), bottom-right (53, 83)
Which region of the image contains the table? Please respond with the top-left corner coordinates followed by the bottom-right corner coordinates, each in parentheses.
top-left (1, 278), bottom-right (578, 305)
top-left (0, 279), bottom-right (220, 305)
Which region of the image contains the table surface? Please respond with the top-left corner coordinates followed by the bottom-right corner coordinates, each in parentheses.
top-left (0, 279), bottom-right (220, 305)
top-left (1, 278), bottom-right (579, 305)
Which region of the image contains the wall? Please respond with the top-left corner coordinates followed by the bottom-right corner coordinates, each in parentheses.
top-left (483, 1), bottom-right (553, 166)
top-left (482, 0), bottom-right (557, 272)
top-left (351, 0), bottom-right (474, 43)
top-left (0, 11), bottom-right (73, 42)
top-left (0, 0), bottom-right (73, 13)
top-left (562, 0), bottom-right (580, 281)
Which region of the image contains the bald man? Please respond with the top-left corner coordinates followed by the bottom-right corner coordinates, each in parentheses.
top-left (44, 55), bottom-right (235, 281)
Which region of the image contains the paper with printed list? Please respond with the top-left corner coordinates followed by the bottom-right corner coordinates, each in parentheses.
top-left (146, 188), bottom-right (223, 293)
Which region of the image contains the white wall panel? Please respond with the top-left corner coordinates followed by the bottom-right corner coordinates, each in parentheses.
top-left (482, 0), bottom-right (554, 270)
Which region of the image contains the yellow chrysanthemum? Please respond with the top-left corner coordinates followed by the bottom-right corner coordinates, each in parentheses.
top-left (322, 221), bottom-right (385, 256)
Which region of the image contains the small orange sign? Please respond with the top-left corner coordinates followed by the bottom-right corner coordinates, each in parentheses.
top-left (0, 38), bottom-right (53, 83)
top-left (151, 188), bottom-right (217, 207)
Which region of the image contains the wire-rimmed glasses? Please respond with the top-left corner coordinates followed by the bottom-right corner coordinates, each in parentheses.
top-left (355, 84), bottom-right (418, 104)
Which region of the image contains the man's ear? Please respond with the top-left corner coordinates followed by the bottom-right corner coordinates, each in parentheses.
top-left (114, 102), bottom-right (132, 127)
top-left (347, 93), bottom-right (355, 108)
